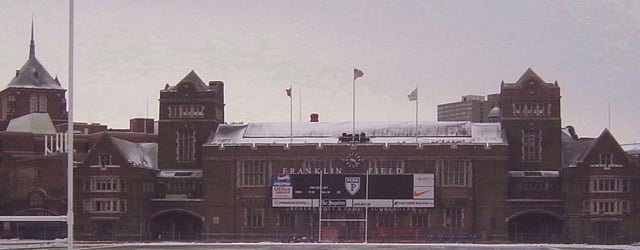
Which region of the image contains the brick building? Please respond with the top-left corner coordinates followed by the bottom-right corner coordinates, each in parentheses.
top-left (0, 27), bottom-right (639, 244)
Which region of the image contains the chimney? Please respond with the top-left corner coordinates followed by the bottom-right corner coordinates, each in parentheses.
top-left (310, 113), bottom-right (319, 122)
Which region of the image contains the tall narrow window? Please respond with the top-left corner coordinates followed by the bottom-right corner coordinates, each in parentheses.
top-left (245, 208), bottom-right (264, 228)
top-left (522, 129), bottom-right (541, 162)
top-left (443, 208), bottom-right (463, 228)
top-left (30, 95), bottom-right (38, 112)
top-left (176, 130), bottom-right (195, 162)
top-left (436, 160), bottom-right (472, 187)
top-left (38, 95), bottom-right (47, 112)
top-left (240, 160), bottom-right (269, 187)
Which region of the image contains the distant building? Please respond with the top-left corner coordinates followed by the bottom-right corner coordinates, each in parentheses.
top-left (437, 94), bottom-right (499, 123)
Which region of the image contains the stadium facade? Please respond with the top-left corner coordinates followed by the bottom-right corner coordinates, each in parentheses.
top-left (0, 29), bottom-right (639, 245)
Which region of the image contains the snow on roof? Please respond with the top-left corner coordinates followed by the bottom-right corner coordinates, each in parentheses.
top-left (208, 121), bottom-right (504, 145)
top-left (622, 143), bottom-right (640, 155)
top-left (5, 113), bottom-right (56, 134)
top-left (110, 137), bottom-right (158, 169)
top-left (158, 169), bottom-right (203, 178)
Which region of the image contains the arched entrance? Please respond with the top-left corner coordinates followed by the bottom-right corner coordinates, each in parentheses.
top-left (13, 208), bottom-right (63, 239)
top-left (507, 210), bottom-right (563, 243)
top-left (151, 209), bottom-right (203, 241)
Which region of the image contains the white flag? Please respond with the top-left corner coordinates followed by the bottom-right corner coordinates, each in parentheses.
top-left (408, 88), bottom-right (417, 101)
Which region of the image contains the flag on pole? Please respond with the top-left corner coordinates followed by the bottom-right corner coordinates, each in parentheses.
top-left (286, 87), bottom-right (292, 97)
top-left (354, 68), bottom-right (364, 80)
top-left (408, 88), bottom-right (418, 101)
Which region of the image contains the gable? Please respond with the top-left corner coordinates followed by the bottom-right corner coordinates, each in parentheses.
top-left (579, 130), bottom-right (632, 168)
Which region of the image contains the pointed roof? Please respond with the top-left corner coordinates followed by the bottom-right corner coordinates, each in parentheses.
top-left (5, 23), bottom-right (64, 90)
top-left (562, 128), bottom-right (629, 168)
top-left (502, 68), bottom-right (558, 89)
top-left (516, 68), bottom-right (544, 84)
top-left (163, 70), bottom-right (210, 92)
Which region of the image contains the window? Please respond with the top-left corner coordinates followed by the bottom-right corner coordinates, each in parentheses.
top-left (303, 159), bottom-right (335, 169)
top-left (30, 193), bottom-right (43, 206)
top-left (143, 182), bottom-right (155, 193)
top-left (519, 181), bottom-right (549, 191)
top-left (513, 103), bottom-right (550, 116)
top-left (240, 160), bottom-right (269, 187)
top-left (522, 129), bottom-right (541, 162)
top-left (590, 178), bottom-right (628, 193)
top-left (411, 213), bottom-right (428, 228)
top-left (86, 177), bottom-right (125, 192)
top-left (436, 160), bottom-right (472, 187)
top-left (87, 199), bottom-right (127, 213)
top-left (591, 153), bottom-right (622, 169)
top-left (99, 154), bottom-right (112, 166)
top-left (167, 180), bottom-right (195, 191)
top-left (585, 199), bottom-right (630, 215)
top-left (29, 94), bottom-right (47, 112)
top-left (443, 208), bottom-right (463, 228)
top-left (278, 210), bottom-right (295, 228)
top-left (215, 106), bottom-right (224, 121)
top-left (377, 213), bottom-right (396, 228)
top-left (168, 105), bottom-right (205, 118)
top-left (176, 130), bottom-right (195, 162)
top-left (245, 208), bottom-right (264, 228)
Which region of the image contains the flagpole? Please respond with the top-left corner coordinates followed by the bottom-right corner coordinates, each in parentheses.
top-left (352, 71), bottom-right (356, 144)
top-left (67, 0), bottom-right (75, 249)
top-left (299, 88), bottom-right (302, 123)
top-left (415, 85), bottom-right (418, 143)
top-left (290, 86), bottom-right (293, 143)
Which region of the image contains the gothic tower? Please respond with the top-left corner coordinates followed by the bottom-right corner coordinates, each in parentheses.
top-left (157, 71), bottom-right (224, 169)
top-left (0, 22), bottom-right (67, 130)
top-left (499, 68), bottom-right (562, 171)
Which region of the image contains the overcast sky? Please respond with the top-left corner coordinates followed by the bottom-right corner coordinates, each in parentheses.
top-left (0, 0), bottom-right (638, 143)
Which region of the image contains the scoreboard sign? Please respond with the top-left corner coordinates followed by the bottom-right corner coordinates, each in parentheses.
top-left (271, 173), bottom-right (434, 208)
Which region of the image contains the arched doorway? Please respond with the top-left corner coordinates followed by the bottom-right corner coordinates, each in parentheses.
top-left (151, 209), bottom-right (203, 241)
top-left (13, 208), bottom-right (63, 239)
top-left (507, 210), bottom-right (563, 243)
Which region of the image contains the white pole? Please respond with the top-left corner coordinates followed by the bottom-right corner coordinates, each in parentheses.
top-left (290, 86), bottom-right (292, 143)
top-left (352, 73), bottom-right (356, 143)
top-left (318, 172), bottom-right (323, 242)
top-left (415, 85), bottom-right (419, 143)
top-left (364, 170), bottom-right (368, 243)
top-left (67, 0), bottom-right (75, 249)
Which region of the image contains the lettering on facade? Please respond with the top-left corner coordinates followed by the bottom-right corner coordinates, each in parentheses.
top-left (280, 167), bottom-right (405, 175)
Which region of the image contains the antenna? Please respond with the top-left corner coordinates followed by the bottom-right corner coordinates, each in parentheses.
top-left (608, 103), bottom-right (611, 130)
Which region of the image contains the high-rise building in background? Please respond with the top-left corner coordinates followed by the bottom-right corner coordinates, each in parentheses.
top-left (437, 94), bottom-right (499, 123)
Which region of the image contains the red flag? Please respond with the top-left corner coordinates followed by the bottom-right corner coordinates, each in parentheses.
top-left (285, 87), bottom-right (292, 97)
top-left (353, 68), bottom-right (364, 80)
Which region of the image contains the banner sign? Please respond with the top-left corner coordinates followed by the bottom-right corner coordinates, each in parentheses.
top-left (272, 173), bottom-right (434, 208)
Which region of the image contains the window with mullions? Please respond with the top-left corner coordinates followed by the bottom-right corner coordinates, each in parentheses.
top-left (590, 178), bottom-right (628, 193)
top-left (443, 208), bottom-right (463, 228)
top-left (377, 213), bottom-right (396, 228)
top-left (245, 208), bottom-right (264, 228)
top-left (436, 160), bottom-right (472, 187)
top-left (584, 199), bottom-right (630, 215)
top-left (176, 130), bottom-right (195, 162)
top-left (278, 210), bottom-right (295, 228)
top-left (303, 159), bottom-right (335, 169)
top-left (29, 94), bottom-right (47, 112)
top-left (522, 129), bottom-right (541, 162)
top-left (411, 212), bottom-right (428, 229)
top-left (240, 160), bottom-right (269, 187)
top-left (369, 159), bottom-right (404, 168)
top-left (168, 105), bottom-right (205, 118)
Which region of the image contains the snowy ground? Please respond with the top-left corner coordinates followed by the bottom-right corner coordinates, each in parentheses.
top-left (1, 239), bottom-right (639, 250)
